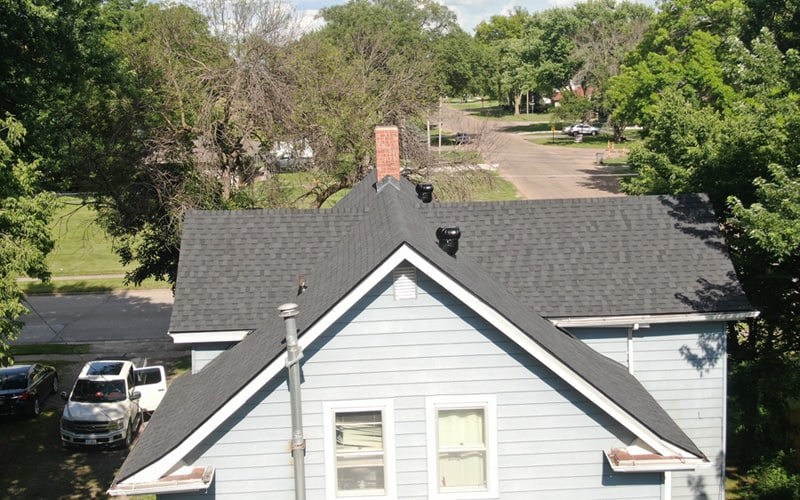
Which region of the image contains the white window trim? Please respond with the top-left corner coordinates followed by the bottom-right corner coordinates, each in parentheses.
top-left (323, 399), bottom-right (396, 500)
top-left (426, 395), bottom-right (499, 500)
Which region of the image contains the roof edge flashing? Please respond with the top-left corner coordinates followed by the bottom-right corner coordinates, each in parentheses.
top-left (376, 175), bottom-right (401, 192)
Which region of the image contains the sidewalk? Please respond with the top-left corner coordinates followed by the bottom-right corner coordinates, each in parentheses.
top-left (16, 273), bottom-right (126, 282)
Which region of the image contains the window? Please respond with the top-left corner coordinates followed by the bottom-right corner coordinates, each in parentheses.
top-left (324, 400), bottom-right (395, 499)
top-left (426, 396), bottom-right (498, 499)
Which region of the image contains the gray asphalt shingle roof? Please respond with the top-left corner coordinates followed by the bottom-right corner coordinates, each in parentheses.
top-left (115, 172), bottom-right (751, 483)
top-left (170, 175), bottom-right (750, 334)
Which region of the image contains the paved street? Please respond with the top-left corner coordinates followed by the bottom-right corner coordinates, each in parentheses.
top-left (437, 104), bottom-right (628, 199)
top-left (18, 289), bottom-right (173, 344)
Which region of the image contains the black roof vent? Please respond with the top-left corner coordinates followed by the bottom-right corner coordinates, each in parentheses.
top-left (416, 183), bottom-right (434, 203)
top-left (436, 227), bottom-right (461, 256)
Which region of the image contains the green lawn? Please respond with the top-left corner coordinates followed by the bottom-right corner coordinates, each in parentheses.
top-left (48, 196), bottom-right (128, 276)
top-left (447, 99), bottom-right (554, 123)
top-left (23, 171), bottom-right (518, 295)
top-left (18, 196), bottom-right (173, 294)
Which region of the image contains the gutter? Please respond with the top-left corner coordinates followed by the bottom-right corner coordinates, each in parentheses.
top-left (551, 310), bottom-right (759, 329)
top-left (108, 466), bottom-right (214, 497)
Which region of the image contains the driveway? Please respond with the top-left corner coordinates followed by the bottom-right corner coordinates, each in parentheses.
top-left (437, 104), bottom-right (629, 199)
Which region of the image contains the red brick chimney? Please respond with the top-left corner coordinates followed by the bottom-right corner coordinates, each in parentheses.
top-left (375, 126), bottom-right (400, 181)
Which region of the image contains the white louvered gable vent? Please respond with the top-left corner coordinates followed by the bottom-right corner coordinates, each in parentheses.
top-left (393, 266), bottom-right (417, 300)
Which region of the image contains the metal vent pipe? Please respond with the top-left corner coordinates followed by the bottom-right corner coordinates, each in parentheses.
top-left (279, 303), bottom-right (306, 500)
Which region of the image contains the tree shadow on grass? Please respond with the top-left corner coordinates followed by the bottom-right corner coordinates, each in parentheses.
top-left (0, 409), bottom-right (127, 499)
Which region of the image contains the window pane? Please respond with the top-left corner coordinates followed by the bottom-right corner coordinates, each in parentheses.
top-left (438, 408), bottom-right (484, 447)
top-left (336, 411), bottom-right (383, 451)
top-left (335, 410), bottom-right (385, 493)
top-left (337, 462), bottom-right (385, 491)
top-left (439, 451), bottom-right (486, 488)
top-left (437, 408), bottom-right (486, 489)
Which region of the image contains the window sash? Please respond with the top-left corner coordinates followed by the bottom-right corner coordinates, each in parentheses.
top-left (426, 395), bottom-right (497, 499)
top-left (437, 408), bottom-right (487, 490)
top-left (334, 409), bottom-right (386, 494)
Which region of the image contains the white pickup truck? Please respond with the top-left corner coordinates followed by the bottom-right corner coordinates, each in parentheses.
top-left (60, 360), bottom-right (166, 449)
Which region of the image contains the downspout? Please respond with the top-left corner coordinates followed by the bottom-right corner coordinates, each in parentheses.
top-left (627, 324), bottom-right (636, 375)
top-left (279, 303), bottom-right (306, 500)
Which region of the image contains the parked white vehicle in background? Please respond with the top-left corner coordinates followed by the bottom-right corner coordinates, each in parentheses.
top-left (60, 360), bottom-right (166, 449)
top-left (568, 123), bottom-right (600, 136)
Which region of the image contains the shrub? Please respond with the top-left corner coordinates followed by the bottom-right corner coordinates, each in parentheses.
top-left (742, 452), bottom-right (800, 500)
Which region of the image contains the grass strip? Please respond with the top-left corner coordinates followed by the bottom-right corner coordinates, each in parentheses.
top-left (20, 278), bottom-right (173, 295)
top-left (10, 344), bottom-right (91, 356)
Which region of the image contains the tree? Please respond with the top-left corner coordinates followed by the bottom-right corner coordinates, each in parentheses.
top-left (283, 0), bottom-right (451, 206)
top-left (92, 0), bottom-right (300, 286)
top-left (434, 28), bottom-right (487, 98)
top-left (474, 8), bottom-right (532, 108)
top-left (743, 0), bottom-right (800, 52)
top-left (475, 7), bottom-right (580, 114)
top-left (0, 0), bottom-right (138, 195)
top-left (608, 0), bottom-right (800, 467)
top-left (0, 116), bottom-right (57, 365)
top-left (569, 0), bottom-right (653, 131)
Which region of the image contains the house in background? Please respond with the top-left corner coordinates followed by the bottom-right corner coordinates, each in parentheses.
top-left (110, 126), bottom-right (756, 499)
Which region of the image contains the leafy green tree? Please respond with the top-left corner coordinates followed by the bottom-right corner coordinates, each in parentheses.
top-left (0, 0), bottom-right (122, 190)
top-left (569, 0), bottom-right (653, 129)
top-left (743, 0), bottom-right (800, 52)
top-left (284, 0), bottom-right (449, 206)
top-left (0, 116), bottom-right (57, 364)
top-left (608, 0), bottom-right (800, 467)
top-left (94, 0), bottom-right (295, 285)
top-left (474, 8), bottom-right (532, 108)
top-left (434, 28), bottom-right (487, 98)
top-left (475, 7), bottom-right (581, 114)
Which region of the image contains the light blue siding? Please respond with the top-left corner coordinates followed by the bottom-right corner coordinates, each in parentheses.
top-left (570, 323), bottom-right (727, 500)
top-left (164, 267), bottom-right (664, 499)
top-left (192, 342), bottom-right (236, 372)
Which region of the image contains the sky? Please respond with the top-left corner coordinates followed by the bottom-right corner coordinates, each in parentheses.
top-left (294, 0), bottom-right (658, 34)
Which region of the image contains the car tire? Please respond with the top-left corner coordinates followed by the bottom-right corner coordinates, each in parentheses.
top-left (32, 398), bottom-right (40, 417)
top-left (122, 427), bottom-right (134, 449)
top-left (591, 131), bottom-right (598, 136)
top-left (51, 376), bottom-right (59, 395)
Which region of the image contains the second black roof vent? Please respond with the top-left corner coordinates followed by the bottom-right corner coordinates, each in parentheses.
top-left (436, 227), bottom-right (461, 256)
top-left (416, 183), bottom-right (434, 203)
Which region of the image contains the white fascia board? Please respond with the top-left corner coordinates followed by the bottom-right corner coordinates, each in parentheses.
top-left (126, 244), bottom-right (701, 482)
top-left (551, 310), bottom-right (759, 329)
top-left (168, 330), bottom-right (251, 344)
top-left (109, 466), bottom-right (214, 496)
top-left (604, 451), bottom-right (710, 473)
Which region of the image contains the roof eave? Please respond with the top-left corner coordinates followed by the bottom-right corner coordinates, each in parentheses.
top-left (108, 466), bottom-right (214, 497)
top-left (604, 449), bottom-right (709, 473)
top-left (551, 310), bottom-right (760, 328)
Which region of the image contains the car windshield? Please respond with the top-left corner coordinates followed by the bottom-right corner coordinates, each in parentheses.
top-left (71, 380), bottom-right (127, 403)
top-left (0, 372), bottom-right (27, 390)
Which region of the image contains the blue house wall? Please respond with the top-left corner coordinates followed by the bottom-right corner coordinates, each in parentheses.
top-left (166, 268), bottom-right (670, 499)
